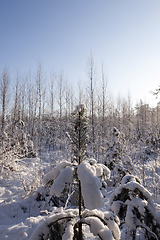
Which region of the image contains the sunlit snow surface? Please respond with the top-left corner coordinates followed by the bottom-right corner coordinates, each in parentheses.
top-left (0, 156), bottom-right (100, 239)
top-left (0, 154), bottom-right (160, 239)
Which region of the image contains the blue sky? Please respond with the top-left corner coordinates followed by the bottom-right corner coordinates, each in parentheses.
top-left (1, 0), bottom-right (160, 106)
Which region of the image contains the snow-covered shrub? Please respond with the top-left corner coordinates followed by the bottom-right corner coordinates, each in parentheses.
top-left (110, 175), bottom-right (160, 240)
top-left (105, 127), bottom-right (134, 186)
top-left (0, 118), bottom-right (18, 174)
top-left (43, 117), bottom-right (56, 151)
top-left (43, 159), bottom-right (110, 209)
top-left (135, 130), bottom-right (159, 181)
top-left (30, 208), bottom-right (121, 240)
top-left (105, 127), bottom-right (124, 170)
top-left (151, 172), bottom-right (160, 199)
top-left (31, 105), bottom-right (120, 239)
top-left (0, 120), bottom-right (38, 194)
top-left (10, 120), bottom-right (37, 158)
top-left (145, 130), bottom-right (159, 155)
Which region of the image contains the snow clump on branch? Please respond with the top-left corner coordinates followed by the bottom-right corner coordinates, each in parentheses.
top-left (50, 166), bottom-right (74, 197)
top-left (72, 104), bottom-right (86, 115)
top-left (42, 161), bottom-right (73, 186)
top-left (77, 161), bottom-right (104, 210)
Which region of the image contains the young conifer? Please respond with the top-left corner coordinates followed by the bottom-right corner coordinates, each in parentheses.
top-left (31, 105), bottom-right (120, 240)
top-left (71, 104), bottom-right (88, 164)
top-left (110, 175), bottom-right (160, 240)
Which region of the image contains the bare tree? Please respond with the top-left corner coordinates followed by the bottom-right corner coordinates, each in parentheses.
top-left (135, 100), bottom-right (150, 138)
top-left (35, 63), bottom-right (45, 155)
top-left (87, 53), bottom-right (96, 146)
top-left (49, 72), bottom-right (56, 116)
top-left (115, 94), bottom-right (122, 131)
top-left (25, 70), bottom-right (37, 137)
top-left (26, 71), bottom-right (33, 136)
top-left (57, 71), bottom-right (65, 150)
top-left (20, 77), bottom-right (27, 122)
top-left (13, 72), bottom-right (20, 123)
top-left (36, 63), bottom-right (44, 120)
top-left (101, 64), bottom-right (108, 154)
top-left (0, 67), bottom-right (10, 132)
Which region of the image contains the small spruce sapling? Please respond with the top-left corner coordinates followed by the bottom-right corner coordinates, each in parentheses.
top-left (145, 130), bottom-right (159, 155)
top-left (110, 175), bottom-right (160, 240)
top-left (105, 127), bottom-right (134, 186)
top-left (10, 119), bottom-right (37, 158)
top-left (30, 104), bottom-right (120, 240)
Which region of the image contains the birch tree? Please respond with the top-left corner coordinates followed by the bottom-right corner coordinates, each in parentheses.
top-left (86, 54), bottom-right (96, 151)
top-left (56, 72), bottom-right (66, 150)
top-left (0, 67), bottom-right (10, 133)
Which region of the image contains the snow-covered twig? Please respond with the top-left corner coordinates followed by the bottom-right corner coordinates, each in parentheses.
top-left (64, 189), bottom-right (75, 210)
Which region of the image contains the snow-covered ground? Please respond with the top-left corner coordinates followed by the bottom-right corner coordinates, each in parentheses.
top-left (0, 153), bottom-right (160, 239)
top-left (0, 155), bottom-right (98, 239)
top-left (0, 157), bottom-right (51, 240)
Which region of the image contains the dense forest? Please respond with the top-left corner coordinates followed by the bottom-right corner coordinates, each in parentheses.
top-left (0, 64), bottom-right (160, 160)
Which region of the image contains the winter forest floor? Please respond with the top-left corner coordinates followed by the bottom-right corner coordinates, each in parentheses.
top-left (0, 148), bottom-right (160, 240)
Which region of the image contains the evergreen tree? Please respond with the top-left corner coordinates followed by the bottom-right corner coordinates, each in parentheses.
top-left (71, 104), bottom-right (88, 164)
top-left (110, 175), bottom-right (160, 240)
top-left (105, 127), bottom-right (134, 186)
top-left (30, 105), bottom-right (120, 240)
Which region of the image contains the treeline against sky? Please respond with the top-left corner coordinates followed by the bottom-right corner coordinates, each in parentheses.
top-left (0, 63), bottom-right (160, 159)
